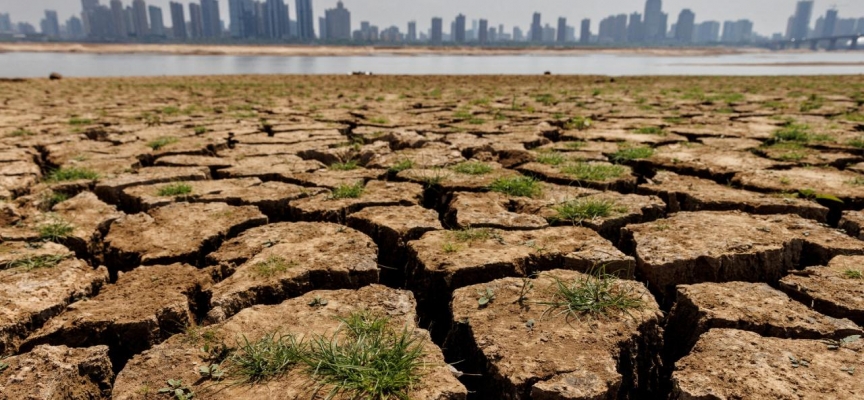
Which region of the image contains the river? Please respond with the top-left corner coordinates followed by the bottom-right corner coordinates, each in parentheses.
top-left (2, 51), bottom-right (863, 77)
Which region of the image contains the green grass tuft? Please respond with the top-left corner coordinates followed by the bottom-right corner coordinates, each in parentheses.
top-left (39, 191), bottom-right (68, 211)
top-left (633, 126), bottom-right (665, 135)
top-left (231, 333), bottom-right (303, 383)
top-left (147, 136), bottom-right (178, 150)
top-left (330, 182), bottom-right (365, 199)
top-left (38, 219), bottom-right (74, 242)
top-left (7, 129), bottom-right (34, 137)
top-left (452, 227), bottom-right (496, 243)
top-left (535, 152), bottom-right (567, 166)
top-left (488, 176), bottom-right (543, 198)
top-left (452, 161), bottom-right (493, 175)
top-left (537, 269), bottom-right (644, 322)
top-left (157, 183), bottom-right (193, 197)
top-left (564, 117), bottom-right (592, 131)
top-left (843, 269), bottom-right (863, 280)
top-left (609, 147), bottom-right (654, 164)
top-left (254, 256), bottom-right (295, 277)
top-left (550, 198), bottom-right (626, 223)
top-left (560, 162), bottom-right (627, 180)
top-left (329, 160), bottom-right (359, 171)
top-left (389, 159), bottom-right (414, 173)
top-left (45, 167), bottom-right (100, 182)
top-left (3, 254), bottom-right (68, 272)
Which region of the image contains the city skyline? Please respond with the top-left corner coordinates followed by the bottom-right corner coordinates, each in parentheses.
top-left (1, 0), bottom-right (863, 45)
top-left (4, 0), bottom-right (864, 37)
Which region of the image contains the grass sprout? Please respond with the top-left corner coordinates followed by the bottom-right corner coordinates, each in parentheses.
top-left (147, 136), bottom-right (178, 150)
top-left (537, 270), bottom-right (644, 322)
top-left (254, 256), bottom-right (295, 278)
top-left (331, 182), bottom-right (365, 199)
top-left (535, 152), bottom-right (567, 166)
top-left (560, 163), bottom-right (626, 181)
top-left (609, 147), bottom-right (654, 164)
top-left (488, 176), bottom-right (542, 198)
top-left (550, 198), bottom-right (626, 223)
top-left (231, 333), bottom-right (303, 383)
top-left (45, 167), bottom-right (99, 182)
top-left (38, 218), bottom-right (74, 242)
top-left (3, 254), bottom-right (68, 272)
top-left (452, 162), bottom-right (493, 175)
top-left (157, 183), bottom-right (193, 197)
top-left (843, 269), bottom-right (863, 280)
top-left (330, 160), bottom-right (359, 171)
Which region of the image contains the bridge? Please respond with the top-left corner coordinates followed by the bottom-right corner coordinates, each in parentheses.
top-left (769, 34), bottom-right (863, 51)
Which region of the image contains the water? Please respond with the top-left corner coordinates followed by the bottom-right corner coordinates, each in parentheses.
top-left (1, 51), bottom-right (863, 77)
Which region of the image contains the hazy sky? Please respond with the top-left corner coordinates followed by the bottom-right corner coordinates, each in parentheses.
top-left (2, 0), bottom-right (864, 36)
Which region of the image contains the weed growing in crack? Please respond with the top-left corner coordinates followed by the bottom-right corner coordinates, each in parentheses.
top-left (254, 256), bottom-right (295, 278)
top-left (3, 254), bottom-right (68, 272)
top-left (535, 152), bottom-right (567, 166)
top-left (537, 269), bottom-right (644, 322)
top-left (389, 159), bottom-right (414, 174)
top-left (147, 136), bottom-right (178, 150)
top-left (45, 167), bottom-right (100, 182)
top-left (564, 141), bottom-right (587, 149)
top-left (842, 269), bottom-right (863, 280)
top-left (770, 123), bottom-right (833, 145)
top-left (560, 162), bottom-right (626, 180)
top-left (39, 191), bottom-right (68, 211)
top-left (633, 126), bottom-right (666, 135)
top-left (564, 117), bottom-right (592, 131)
top-left (609, 147), bottom-right (654, 164)
top-left (452, 161), bottom-right (493, 175)
top-left (329, 160), bottom-right (359, 171)
top-left (158, 379), bottom-right (194, 400)
top-left (38, 218), bottom-right (74, 243)
top-left (330, 182), bottom-right (365, 199)
top-left (158, 183), bottom-right (193, 197)
top-left (232, 333), bottom-right (303, 383)
top-left (7, 129), bottom-right (34, 137)
top-left (488, 176), bottom-right (542, 198)
top-left (550, 198), bottom-right (626, 223)
top-left (302, 313), bottom-right (427, 399)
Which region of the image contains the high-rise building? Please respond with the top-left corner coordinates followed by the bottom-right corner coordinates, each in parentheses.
top-left (579, 19), bottom-right (591, 44)
top-left (125, 5), bottom-right (136, 35)
top-left (695, 21), bottom-right (720, 43)
top-left (324, 1), bottom-right (350, 41)
top-left (87, 5), bottom-right (116, 38)
top-left (110, 0), bottom-right (127, 38)
top-left (0, 14), bottom-right (12, 33)
top-left (228, 0), bottom-right (243, 37)
top-left (407, 21), bottom-right (417, 42)
top-left (42, 10), bottom-right (61, 37)
top-left (722, 19), bottom-right (753, 43)
top-left (556, 17), bottom-right (567, 43)
top-left (170, 2), bottom-right (187, 39)
top-left (295, 0), bottom-right (315, 40)
top-left (628, 13), bottom-right (643, 42)
top-left (132, 0), bottom-right (149, 36)
top-left (454, 14), bottom-right (466, 43)
top-left (789, 1), bottom-right (813, 40)
top-left (675, 9), bottom-right (695, 43)
top-left (513, 26), bottom-right (523, 41)
top-left (66, 16), bottom-right (85, 38)
top-left (17, 22), bottom-right (37, 34)
top-left (857, 18), bottom-right (864, 34)
top-left (822, 9), bottom-right (838, 37)
top-left (80, 0), bottom-right (101, 35)
top-left (478, 19), bottom-right (488, 44)
top-left (319, 17), bottom-right (327, 40)
top-left (531, 12), bottom-right (542, 42)
top-left (264, 0), bottom-right (289, 38)
top-left (643, 0), bottom-right (664, 42)
top-left (189, 2), bottom-right (203, 38)
top-left (149, 5), bottom-right (164, 36)
top-left (200, 0), bottom-right (221, 38)
top-left (835, 18), bottom-right (856, 36)
top-left (430, 17), bottom-right (443, 44)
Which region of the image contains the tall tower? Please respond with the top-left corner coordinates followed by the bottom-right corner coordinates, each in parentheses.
top-left (200, 0), bottom-right (221, 38)
top-left (643, 0), bottom-right (663, 41)
top-left (132, 0), bottom-right (149, 36)
top-left (170, 2), bottom-right (187, 39)
top-left (295, 0), bottom-right (315, 40)
top-left (790, 1), bottom-right (813, 40)
top-left (454, 14), bottom-right (466, 43)
top-left (531, 12), bottom-right (542, 42)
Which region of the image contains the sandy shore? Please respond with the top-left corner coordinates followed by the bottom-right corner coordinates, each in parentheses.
top-left (0, 42), bottom-right (767, 57)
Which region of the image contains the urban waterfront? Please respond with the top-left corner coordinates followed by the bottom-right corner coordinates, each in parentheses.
top-left (2, 50), bottom-right (863, 77)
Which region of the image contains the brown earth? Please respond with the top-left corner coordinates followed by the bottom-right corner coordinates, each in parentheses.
top-left (0, 345), bottom-right (114, 400)
top-left (1, 75), bottom-right (863, 399)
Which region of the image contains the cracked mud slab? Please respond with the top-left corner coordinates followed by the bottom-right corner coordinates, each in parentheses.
top-left (779, 255), bottom-right (864, 326)
top-left (0, 345), bottom-right (114, 400)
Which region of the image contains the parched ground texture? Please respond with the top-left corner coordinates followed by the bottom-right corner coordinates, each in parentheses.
top-left (1, 75), bottom-right (863, 399)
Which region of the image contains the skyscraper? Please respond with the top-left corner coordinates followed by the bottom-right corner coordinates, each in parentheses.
top-left (695, 21), bottom-right (720, 43)
top-left (228, 0), bottom-right (243, 37)
top-left (454, 14), bottom-right (466, 43)
top-left (478, 19), bottom-right (488, 44)
top-left (722, 19), bottom-right (753, 43)
top-left (42, 10), bottom-right (61, 37)
top-left (170, 2), bottom-right (187, 39)
top-left (789, 1), bottom-right (813, 40)
top-left (110, 0), bottom-right (127, 37)
top-left (200, 0), bottom-right (221, 38)
top-left (580, 19), bottom-right (591, 43)
top-left (430, 17), bottom-right (443, 44)
top-left (189, 2), bottom-right (203, 38)
top-left (822, 9), bottom-right (838, 37)
top-left (264, 0), bottom-right (289, 38)
top-left (628, 13), bottom-right (643, 42)
top-left (675, 9), bottom-right (695, 43)
top-left (296, 0), bottom-right (315, 40)
top-left (148, 5), bottom-right (164, 36)
top-left (407, 21), bottom-right (417, 42)
top-left (325, 1), bottom-right (350, 41)
top-left (643, 0), bottom-right (663, 41)
top-left (81, 0), bottom-right (101, 35)
top-left (0, 14), bottom-right (12, 33)
top-left (531, 12), bottom-right (542, 42)
top-left (556, 17), bottom-right (567, 43)
top-left (66, 16), bottom-right (85, 38)
top-left (132, 0), bottom-right (149, 36)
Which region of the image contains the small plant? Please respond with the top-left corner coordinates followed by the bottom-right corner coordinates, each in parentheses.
top-left (158, 379), bottom-right (194, 400)
top-left (800, 94), bottom-right (824, 112)
top-left (846, 177), bottom-right (864, 186)
top-left (452, 162), bottom-right (493, 175)
top-left (45, 167), bottom-right (99, 182)
top-left (535, 93), bottom-right (556, 106)
top-left (3, 254), bottom-right (68, 272)
top-left (843, 269), bottom-right (863, 280)
top-left (329, 160), bottom-right (359, 171)
top-left (254, 256), bottom-right (295, 278)
top-left (68, 117), bottom-right (93, 126)
top-left (411, 169), bottom-right (451, 187)
top-left (193, 126), bottom-right (207, 134)
top-left (537, 269), bottom-right (644, 322)
top-left (39, 191), bottom-right (68, 211)
top-left (610, 146), bottom-right (654, 163)
top-left (157, 183), bottom-right (192, 197)
top-left (389, 159), bottom-right (414, 173)
top-left (848, 137), bottom-right (864, 149)
top-left (564, 116), bottom-right (592, 130)
top-left (488, 176), bottom-right (542, 198)
top-left (330, 181), bottom-right (365, 199)
top-left (198, 364), bottom-right (225, 380)
top-left (564, 141), bottom-right (587, 149)
top-left (477, 287), bottom-right (495, 307)
top-left (452, 227), bottom-right (497, 243)
top-left (561, 162), bottom-right (627, 181)
top-left (308, 296), bottom-right (329, 307)
top-left (0, 358), bottom-right (7, 373)
top-left (38, 218), bottom-right (74, 243)
top-left (442, 241), bottom-right (459, 253)
top-left (550, 198), bottom-right (626, 223)
top-left (535, 152), bottom-right (567, 166)
top-left (7, 129), bottom-right (34, 137)
top-left (516, 277), bottom-right (534, 307)
top-left (147, 136), bottom-right (178, 150)
top-left (369, 117), bottom-right (389, 124)
top-left (232, 333), bottom-right (303, 383)
top-left (633, 126), bottom-right (665, 135)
